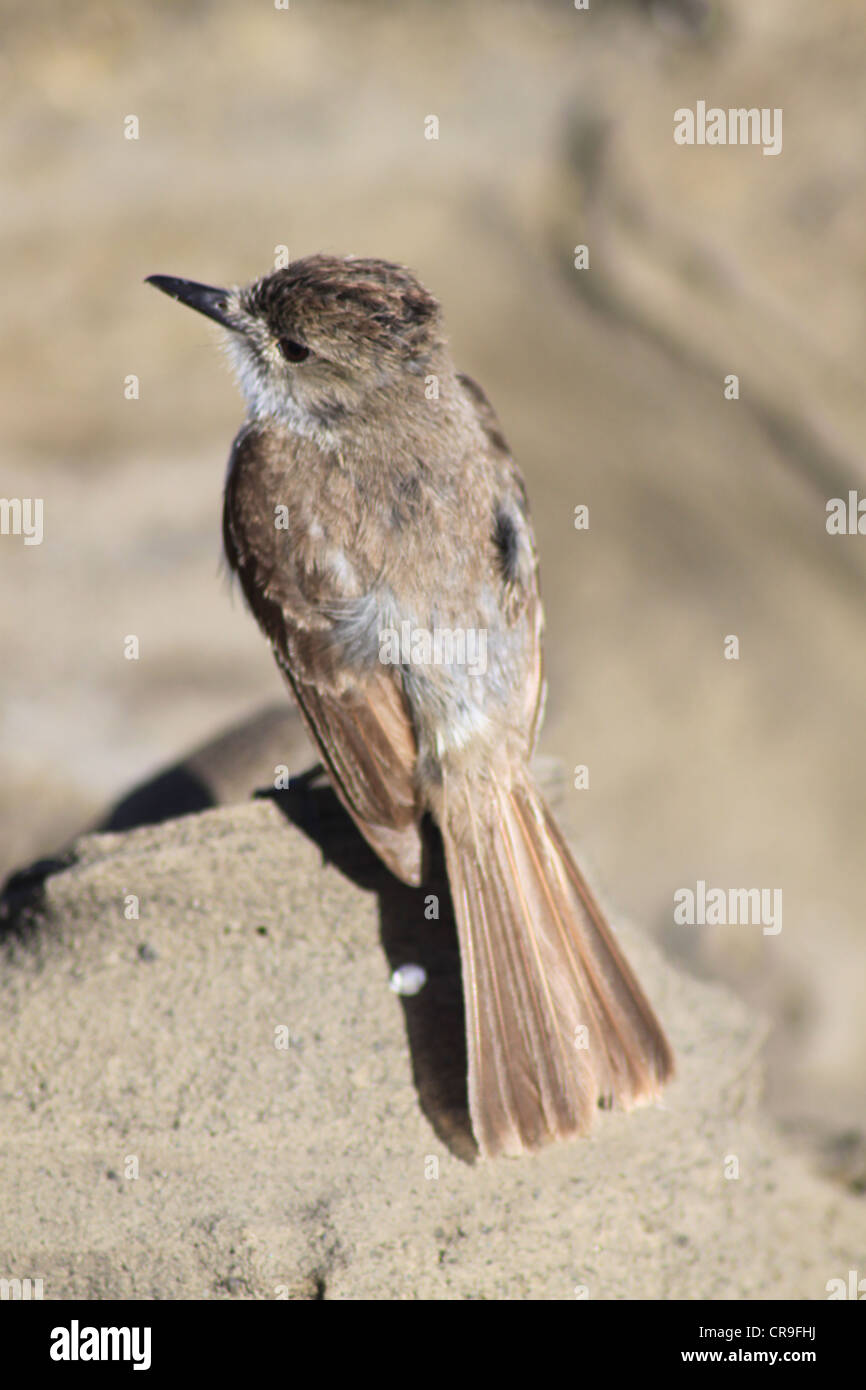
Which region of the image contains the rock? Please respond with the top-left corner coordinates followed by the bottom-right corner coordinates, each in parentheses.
top-left (1, 756), bottom-right (862, 1299)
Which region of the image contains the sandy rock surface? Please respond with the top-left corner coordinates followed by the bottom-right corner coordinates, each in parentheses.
top-left (3, 756), bottom-right (862, 1299)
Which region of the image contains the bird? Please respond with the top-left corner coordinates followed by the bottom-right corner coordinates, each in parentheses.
top-left (146, 254), bottom-right (675, 1158)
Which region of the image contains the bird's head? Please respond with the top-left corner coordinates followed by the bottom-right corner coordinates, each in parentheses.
top-left (146, 254), bottom-right (447, 438)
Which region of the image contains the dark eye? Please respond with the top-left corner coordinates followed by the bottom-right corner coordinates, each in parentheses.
top-left (278, 338), bottom-right (310, 363)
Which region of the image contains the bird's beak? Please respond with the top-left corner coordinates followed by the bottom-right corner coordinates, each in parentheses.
top-left (145, 274), bottom-right (235, 329)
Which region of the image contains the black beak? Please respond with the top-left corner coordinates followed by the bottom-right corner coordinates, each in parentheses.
top-left (145, 274), bottom-right (235, 329)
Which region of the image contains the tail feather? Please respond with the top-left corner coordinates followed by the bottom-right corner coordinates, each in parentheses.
top-left (442, 775), bottom-right (675, 1159)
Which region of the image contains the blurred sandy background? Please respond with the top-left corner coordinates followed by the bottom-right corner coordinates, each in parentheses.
top-left (2, 0), bottom-right (865, 1189)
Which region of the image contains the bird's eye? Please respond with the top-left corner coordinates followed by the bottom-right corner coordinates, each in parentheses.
top-left (278, 338), bottom-right (310, 363)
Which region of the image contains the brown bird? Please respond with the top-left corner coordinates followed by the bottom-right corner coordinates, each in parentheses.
top-left (146, 255), bottom-right (674, 1158)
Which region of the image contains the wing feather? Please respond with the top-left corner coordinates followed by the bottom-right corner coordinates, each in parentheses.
top-left (223, 428), bottom-right (425, 885)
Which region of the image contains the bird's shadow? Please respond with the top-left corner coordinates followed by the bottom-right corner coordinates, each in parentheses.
top-left (257, 767), bottom-right (477, 1163)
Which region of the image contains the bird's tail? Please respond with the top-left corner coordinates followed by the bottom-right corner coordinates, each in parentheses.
top-left (441, 773), bottom-right (675, 1158)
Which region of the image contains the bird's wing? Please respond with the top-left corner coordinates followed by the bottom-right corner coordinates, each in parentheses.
top-left (458, 372), bottom-right (547, 752)
top-left (223, 428), bottom-right (425, 886)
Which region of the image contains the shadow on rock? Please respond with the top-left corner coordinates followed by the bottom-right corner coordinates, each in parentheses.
top-left (98, 704), bottom-right (311, 833)
top-left (260, 769), bottom-right (476, 1163)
